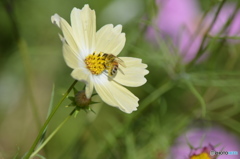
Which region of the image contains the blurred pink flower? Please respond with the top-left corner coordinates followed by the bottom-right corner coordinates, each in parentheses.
top-left (168, 127), bottom-right (240, 159)
top-left (146, 0), bottom-right (240, 63)
top-left (204, 2), bottom-right (240, 37)
top-left (146, 0), bottom-right (202, 63)
top-left (154, 0), bottom-right (201, 39)
top-left (189, 144), bottom-right (217, 159)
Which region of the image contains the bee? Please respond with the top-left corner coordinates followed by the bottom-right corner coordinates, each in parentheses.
top-left (103, 53), bottom-right (126, 77)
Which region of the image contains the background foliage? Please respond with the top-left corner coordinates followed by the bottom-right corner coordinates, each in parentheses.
top-left (0, 0), bottom-right (240, 158)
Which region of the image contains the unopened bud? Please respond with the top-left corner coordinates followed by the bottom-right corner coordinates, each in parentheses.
top-left (75, 91), bottom-right (91, 107)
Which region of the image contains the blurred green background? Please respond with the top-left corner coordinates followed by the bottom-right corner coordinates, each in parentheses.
top-left (1, 0), bottom-right (240, 158)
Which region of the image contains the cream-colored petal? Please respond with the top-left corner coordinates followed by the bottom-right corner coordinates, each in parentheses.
top-left (51, 14), bottom-right (61, 27)
top-left (92, 74), bottom-right (139, 113)
top-left (51, 14), bottom-right (79, 55)
top-left (114, 57), bottom-right (149, 87)
top-left (71, 5), bottom-right (96, 58)
top-left (71, 68), bottom-right (93, 98)
top-left (86, 76), bottom-right (94, 99)
top-left (63, 42), bottom-right (82, 69)
top-left (96, 24), bottom-right (125, 56)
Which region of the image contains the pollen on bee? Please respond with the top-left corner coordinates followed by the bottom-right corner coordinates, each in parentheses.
top-left (85, 52), bottom-right (106, 75)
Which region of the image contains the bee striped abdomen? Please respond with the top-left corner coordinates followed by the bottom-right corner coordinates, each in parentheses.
top-left (111, 65), bottom-right (118, 76)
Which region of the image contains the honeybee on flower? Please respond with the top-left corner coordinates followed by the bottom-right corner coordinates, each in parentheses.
top-left (103, 53), bottom-right (126, 77)
top-left (51, 4), bottom-right (148, 113)
top-left (84, 52), bottom-right (126, 78)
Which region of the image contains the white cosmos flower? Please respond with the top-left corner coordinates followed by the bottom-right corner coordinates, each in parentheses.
top-left (51, 4), bottom-right (148, 113)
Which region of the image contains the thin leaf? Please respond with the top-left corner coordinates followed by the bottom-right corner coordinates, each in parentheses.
top-left (13, 147), bottom-right (20, 159)
top-left (185, 80), bottom-right (206, 117)
top-left (35, 154), bottom-right (47, 159)
top-left (39, 84), bottom-right (55, 145)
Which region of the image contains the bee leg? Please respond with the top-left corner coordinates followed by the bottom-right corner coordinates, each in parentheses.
top-left (118, 67), bottom-right (125, 75)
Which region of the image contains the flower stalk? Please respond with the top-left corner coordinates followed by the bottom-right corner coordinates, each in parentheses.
top-left (24, 80), bottom-right (78, 159)
top-left (30, 108), bottom-right (77, 158)
top-left (185, 80), bottom-right (206, 117)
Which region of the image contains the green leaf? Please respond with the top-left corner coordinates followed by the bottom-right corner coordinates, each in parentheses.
top-left (35, 154), bottom-right (46, 159)
top-left (39, 84), bottom-right (55, 145)
top-left (13, 147), bottom-right (20, 159)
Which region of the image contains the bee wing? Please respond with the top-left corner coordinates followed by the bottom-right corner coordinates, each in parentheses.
top-left (118, 67), bottom-right (125, 75)
top-left (115, 58), bottom-right (126, 68)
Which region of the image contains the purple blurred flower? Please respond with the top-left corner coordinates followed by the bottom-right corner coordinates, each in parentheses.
top-left (168, 127), bottom-right (240, 159)
top-left (189, 144), bottom-right (217, 159)
top-left (154, 0), bottom-right (201, 39)
top-left (204, 3), bottom-right (240, 37)
top-left (146, 0), bottom-right (203, 63)
top-left (146, 1), bottom-right (240, 63)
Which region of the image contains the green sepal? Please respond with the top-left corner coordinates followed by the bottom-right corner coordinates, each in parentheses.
top-left (73, 87), bottom-right (78, 95)
top-left (65, 86), bottom-right (98, 117)
top-left (214, 143), bottom-right (221, 148)
top-left (185, 135), bottom-right (194, 149)
top-left (89, 108), bottom-right (96, 114)
top-left (82, 85), bottom-right (86, 90)
top-left (74, 110), bottom-right (80, 118)
top-left (91, 93), bottom-right (98, 97)
top-left (67, 96), bottom-right (75, 101)
top-left (66, 102), bottom-right (76, 107)
top-left (90, 101), bottom-right (100, 105)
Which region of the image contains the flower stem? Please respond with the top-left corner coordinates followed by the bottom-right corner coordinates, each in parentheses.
top-left (24, 80), bottom-right (78, 159)
top-left (188, 0), bottom-right (226, 67)
top-left (134, 81), bottom-right (175, 117)
top-left (30, 108), bottom-right (76, 158)
top-left (97, 81), bottom-right (175, 158)
top-left (186, 80), bottom-right (206, 117)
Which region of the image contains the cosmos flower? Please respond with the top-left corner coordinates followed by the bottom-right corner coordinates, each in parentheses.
top-left (168, 127), bottom-right (240, 159)
top-left (153, 0), bottom-right (201, 40)
top-left (146, 0), bottom-right (202, 63)
top-left (51, 4), bottom-right (148, 113)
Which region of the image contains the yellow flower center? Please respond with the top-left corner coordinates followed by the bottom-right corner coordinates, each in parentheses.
top-left (190, 152), bottom-right (211, 159)
top-left (85, 52), bottom-right (106, 75)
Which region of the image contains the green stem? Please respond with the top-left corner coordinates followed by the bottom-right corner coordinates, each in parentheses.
top-left (133, 81), bottom-right (175, 117)
top-left (97, 81), bottom-right (175, 158)
top-left (24, 80), bottom-right (78, 159)
top-left (186, 81), bottom-right (206, 117)
top-left (30, 109), bottom-right (76, 158)
top-left (188, 0), bottom-right (226, 67)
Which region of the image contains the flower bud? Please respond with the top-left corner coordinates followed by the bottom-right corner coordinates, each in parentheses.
top-left (75, 91), bottom-right (91, 107)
